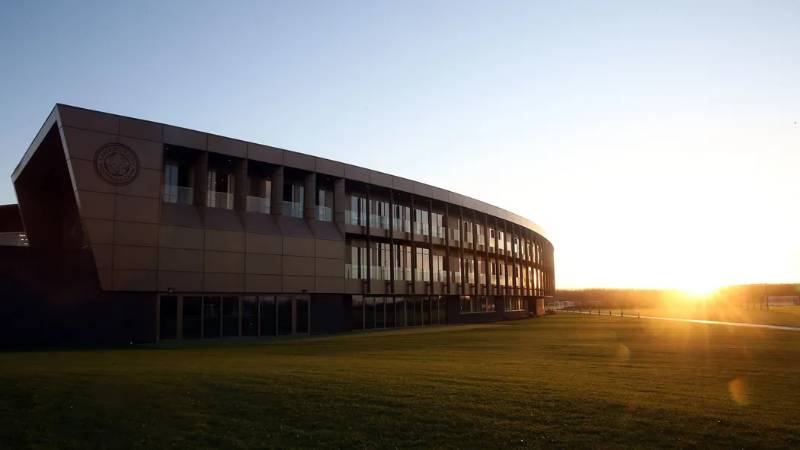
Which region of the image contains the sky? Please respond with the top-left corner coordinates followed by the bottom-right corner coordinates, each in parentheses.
top-left (1, 1), bottom-right (798, 290)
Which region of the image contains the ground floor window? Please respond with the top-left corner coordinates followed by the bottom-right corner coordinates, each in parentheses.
top-left (158, 294), bottom-right (311, 340)
top-left (459, 296), bottom-right (496, 314)
top-left (504, 297), bottom-right (527, 312)
top-left (159, 295), bottom-right (178, 339)
top-left (352, 295), bottom-right (445, 331)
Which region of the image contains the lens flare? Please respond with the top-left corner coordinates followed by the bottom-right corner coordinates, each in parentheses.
top-left (728, 376), bottom-right (749, 406)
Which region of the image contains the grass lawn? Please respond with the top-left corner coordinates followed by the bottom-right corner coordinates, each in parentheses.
top-left (588, 305), bottom-right (800, 327)
top-left (2, 315), bottom-right (799, 449)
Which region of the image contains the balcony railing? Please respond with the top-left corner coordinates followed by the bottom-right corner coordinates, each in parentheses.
top-left (346, 210), bottom-right (366, 226)
top-left (207, 191), bottom-right (234, 209)
top-left (162, 185), bottom-right (194, 205)
top-left (282, 201), bottom-right (304, 218)
top-left (369, 214), bottom-right (390, 230)
top-left (246, 196), bottom-right (270, 214)
top-left (393, 268), bottom-right (412, 281)
top-left (370, 266), bottom-right (391, 281)
top-left (317, 205), bottom-right (333, 222)
top-left (0, 232), bottom-right (28, 247)
top-left (345, 263), bottom-right (369, 280)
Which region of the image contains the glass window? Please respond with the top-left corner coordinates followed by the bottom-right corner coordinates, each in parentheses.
top-left (296, 295), bottom-right (309, 334)
top-left (260, 296), bottom-right (276, 336)
top-left (241, 296), bottom-right (258, 336)
top-left (352, 295), bottom-right (364, 330)
top-left (182, 296), bottom-right (202, 339)
top-left (369, 200), bottom-right (390, 230)
top-left (222, 296), bottom-right (239, 337)
top-left (414, 208), bottom-right (429, 236)
top-left (347, 194), bottom-right (367, 225)
top-left (415, 247), bottom-right (430, 282)
top-left (277, 295), bottom-right (292, 335)
top-left (504, 297), bottom-right (527, 311)
top-left (386, 297), bottom-right (395, 328)
top-left (432, 253), bottom-right (446, 282)
top-left (365, 296), bottom-right (375, 329)
top-left (162, 162), bottom-right (194, 205)
top-left (370, 242), bottom-right (391, 280)
top-left (203, 296), bottom-right (221, 338)
top-left (316, 189), bottom-right (333, 222)
top-left (207, 169), bottom-right (235, 210)
top-left (395, 296), bottom-right (406, 327)
top-left (347, 239), bottom-right (368, 280)
top-left (393, 244), bottom-right (412, 281)
top-left (375, 296), bottom-right (385, 328)
top-left (159, 295), bottom-right (177, 339)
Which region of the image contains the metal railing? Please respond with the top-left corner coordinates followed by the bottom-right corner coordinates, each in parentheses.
top-left (317, 205), bottom-right (333, 222)
top-left (246, 196), bottom-right (270, 214)
top-left (207, 191), bottom-right (234, 209)
top-left (282, 201), bottom-right (303, 218)
top-left (162, 185), bottom-right (194, 205)
top-left (0, 232), bottom-right (28, 247)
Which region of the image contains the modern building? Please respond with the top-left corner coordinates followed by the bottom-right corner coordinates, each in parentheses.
top-left (1, 104), bottom-right (554, 345)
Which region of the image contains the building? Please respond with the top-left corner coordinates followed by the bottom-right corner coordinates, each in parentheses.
top-left (1, 104), bottom-right (555, 345)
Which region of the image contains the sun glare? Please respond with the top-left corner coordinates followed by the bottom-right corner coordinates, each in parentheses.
top-left (679, 280), bottom-right (719, 299)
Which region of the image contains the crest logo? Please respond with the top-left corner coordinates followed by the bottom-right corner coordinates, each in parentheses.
top-left (94, 143), bottom-right (140, 185)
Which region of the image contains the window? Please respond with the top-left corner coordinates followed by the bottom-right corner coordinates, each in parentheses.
top-left (393, 204), bottom-right (411, 232)
top-left (247, 178), bottom-right (271, 214)
top-left (394, 244), bottom-right (412, 281)
top-left (347, 194), bottom-right (367, 226)
top-left (163, 162), bottom-right (194, 205)
top-left (431, 212), bottom-right (445, 238)
top-left (449, 218), bottom-right (460, 242)
top-left (505, 297), bottom-right (527, 311)
top-left (370, 242), bottom-right (391, 280)
top-left (432, 253), bottom-right (446, 282)
top-left (459, 296), bottom-right (495, 313)
top-left (449, 255), bottom-right (462, 283)
top-left (415, 247), bottom-right (430, 282)
top-left (477, 258), bottom-right (486, 285)
top-left (369, 199), bottom-right (390, 230)
top-left (465, 257), bottom-right (475, 284)
top-left (282, 182), bottom-right (304, 218)
top-left (346, 239), bottom-right (367, 280)
top-left (463, 221), bottom-right (473, 244)
top-left (476, 224), bottom-right (485, 246)
top-left (207, 169), bottom-right (235, 209)
top-left (414, 208), bottom-right (429, 236)
top-left (316, 188), bottom-right (333, 221)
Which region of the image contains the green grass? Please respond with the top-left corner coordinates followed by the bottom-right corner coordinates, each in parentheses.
top-left (2, 315), bottom-right (800, 449)
top-left (589, 304), bottom-right (800, 327)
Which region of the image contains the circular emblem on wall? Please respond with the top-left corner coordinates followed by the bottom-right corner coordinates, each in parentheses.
top-left (94, 143), bottom-right (140, 185)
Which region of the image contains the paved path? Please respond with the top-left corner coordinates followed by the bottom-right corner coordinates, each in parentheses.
top-left (563, 310), bottom-right (800, 332)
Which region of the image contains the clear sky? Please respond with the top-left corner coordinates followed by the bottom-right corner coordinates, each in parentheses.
top-left (1, 1), bottom-right (798, 290)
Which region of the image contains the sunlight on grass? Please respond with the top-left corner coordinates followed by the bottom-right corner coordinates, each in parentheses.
top-left (1, 316), bottom-right (800, 448)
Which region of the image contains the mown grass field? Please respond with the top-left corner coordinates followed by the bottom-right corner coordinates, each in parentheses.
top-left (1, 315), bottom-right (799, 449)
top-left (589, 304), bottom-right (800, 327)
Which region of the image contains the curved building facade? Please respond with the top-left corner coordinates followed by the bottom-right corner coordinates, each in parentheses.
top-left (3, 104), bottom-right (554, 344)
